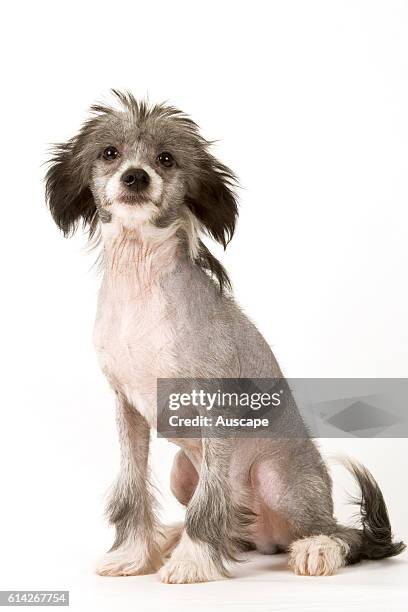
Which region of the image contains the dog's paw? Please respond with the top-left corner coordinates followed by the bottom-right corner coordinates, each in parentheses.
top-left (159, 533), bottom-right (226, 584)
top-left (157, 523), bottom-right (184, 558)
top-left (96, 541), bottom-right (163, 576)
top-left (288, 535), bottom-right (348, 576)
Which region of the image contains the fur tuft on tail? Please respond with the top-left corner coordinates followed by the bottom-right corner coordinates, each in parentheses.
top-left (342, 459), bottom-right (405, 561)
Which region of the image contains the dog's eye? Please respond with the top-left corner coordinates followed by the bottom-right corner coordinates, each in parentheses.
top-left (102, 146), bottom-right (120, 161)
top-left (157, 152), bottom-right (174, 168)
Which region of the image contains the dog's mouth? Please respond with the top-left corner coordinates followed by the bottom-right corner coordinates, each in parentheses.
top-left (117, 193), bottom-right (151, 205)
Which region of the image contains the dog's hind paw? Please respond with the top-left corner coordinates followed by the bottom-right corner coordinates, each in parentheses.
top-left (157, 523), bottom-right (183, 558)
top-left (288, 534), bottom-right (348, 576)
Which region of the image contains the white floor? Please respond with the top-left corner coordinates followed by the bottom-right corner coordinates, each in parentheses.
top-left (6, 549), bottom-right (405, 612)
top-left (81, 555), bottom-right (407, 612)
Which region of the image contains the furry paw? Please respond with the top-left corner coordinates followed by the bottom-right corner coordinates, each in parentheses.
top-left (159, 533), bottom-right (226, 584)
top-left (288, 535), bottom-right (348, 576)
top-left (96, 541), bottom-right (163, 576)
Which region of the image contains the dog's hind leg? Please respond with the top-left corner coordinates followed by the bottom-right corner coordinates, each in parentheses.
top-left (160, 439), bottom-right (254, 583)
top-left (288, 461), bottom-right (406, 575)
top-left (253, 451), bottom-right (405, 576)
top-left (96, 393), bottom-right (163, 576)
top-left (252, 444), bottom-right (349, 576)
top-left (170, 449), bottom-right (199, 506)
top-left (158, 523), bottom-right (184, 559)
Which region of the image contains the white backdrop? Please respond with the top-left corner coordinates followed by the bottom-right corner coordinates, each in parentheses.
top-left (0, 1), bottom-right (407, 611)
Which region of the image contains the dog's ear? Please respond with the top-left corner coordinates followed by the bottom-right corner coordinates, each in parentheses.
top-left (45, 127), bottom-right (97, 237)
top-left (185, 153), bottom-right (238, 248)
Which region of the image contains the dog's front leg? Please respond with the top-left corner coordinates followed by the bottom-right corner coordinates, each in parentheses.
top-left (96, 393), bottom-right (162, 576)
top-left (160, 438), bottom-right (254, 583)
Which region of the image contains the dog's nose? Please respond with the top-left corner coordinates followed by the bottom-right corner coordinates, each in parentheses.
top-left (121, 168), bottom-right (150, 190)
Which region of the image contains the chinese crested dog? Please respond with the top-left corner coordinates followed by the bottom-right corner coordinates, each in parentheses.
top-left (45, 91), bottom-right (405, 583)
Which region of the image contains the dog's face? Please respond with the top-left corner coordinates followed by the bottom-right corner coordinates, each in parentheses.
top-left (90, 107), bottom-right (201, 228)
top-left (46, 92), bottom-right (238, 247)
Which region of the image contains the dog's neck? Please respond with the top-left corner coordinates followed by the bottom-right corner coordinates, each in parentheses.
top-left (99, 215), bottom-right (191, 290)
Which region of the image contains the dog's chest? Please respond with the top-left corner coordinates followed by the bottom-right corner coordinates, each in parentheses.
top-left (93, 279), bottom-right (175, 425)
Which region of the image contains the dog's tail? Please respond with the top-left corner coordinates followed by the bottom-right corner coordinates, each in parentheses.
top-left (335, 459), bottom-right (405, 564)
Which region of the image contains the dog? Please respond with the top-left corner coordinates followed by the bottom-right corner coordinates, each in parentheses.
top-left (45, 91), bottom-right (405, 583)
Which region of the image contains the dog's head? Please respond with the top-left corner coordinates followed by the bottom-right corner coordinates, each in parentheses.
top-left (46, 91), bottom-right (238, 249)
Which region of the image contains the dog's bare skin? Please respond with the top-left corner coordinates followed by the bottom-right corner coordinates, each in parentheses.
top-left (46, 92), bottom-right (405, 583)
